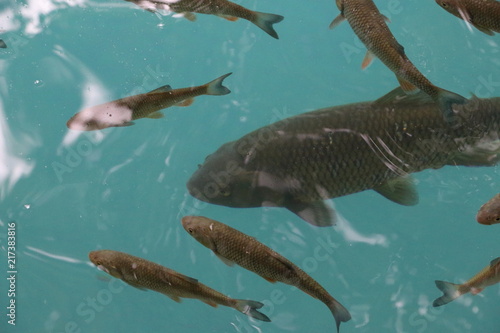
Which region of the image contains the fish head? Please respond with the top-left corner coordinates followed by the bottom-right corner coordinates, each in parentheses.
top-left (181, 216), bottom-right (218, 249)
top-left (187, 141), bottom-right (271, 208)
top-left (88, 250), bottom-right (124, 279)
top-left (67, 103), bottom-right (134, 131)
top-left (476, 208), bottom-right (500, 225)
top-left (435, 0), bottom-right (466, 17)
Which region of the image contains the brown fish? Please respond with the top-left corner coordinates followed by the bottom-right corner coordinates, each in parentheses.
top-left (88, 250), bottom-right (270, 321)
top-left (330, 0), bottom-right (466, 121)
top-left (433, 257), bottom-right (500, 306)
top-left (67, 73), bottom-right (231, 131)
top-left (435, 0), bottom-right (500, 36)
top-left (476, 193), bottom-right (500, 225)
top-left (181, 216), bottom-right (351, 332)
top-left (126, 0), bottom-right (284, 39)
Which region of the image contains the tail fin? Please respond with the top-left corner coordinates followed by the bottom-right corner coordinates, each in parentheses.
top-left (328, 300), bottom-right (352, 333)
top-left (205, 73), bottom-right (232, 96)
top-left (437, 89), bottom-right (467, 123)
top-left (252, 12), bottom-right (284, 39)
top-left (234, 299), bottom-right (271, 322)
top-left (433, 280), bottom-right (463, 307)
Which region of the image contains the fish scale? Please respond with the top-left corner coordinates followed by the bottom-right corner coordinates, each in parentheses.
top-left (436, 0), bottom-right (500, 35)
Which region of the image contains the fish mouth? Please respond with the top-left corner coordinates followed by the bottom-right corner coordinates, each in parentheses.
top-left (97, 265), bottom-right (110, 274)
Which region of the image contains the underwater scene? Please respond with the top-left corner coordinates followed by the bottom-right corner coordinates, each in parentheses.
top-left (1, 0), bottom-right (500, 332)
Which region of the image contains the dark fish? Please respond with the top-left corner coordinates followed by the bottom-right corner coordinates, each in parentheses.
top-left (182, 216), bottom-right (351, 332)
top-left (330, 0), bottom-right (466, 121)
top-left (433, 257), bottom-right (500, 307)
top-left (476, 193), bottom-right (500, 225)
top-left (187, 88), bottom-right (500, 227)
top-left (435, 0), bottom-right (500, 36)
top-left (0, 39), bottom-right (6, 48)
top-left (88, 250), bottom-right (270, 321)
top-left (67, 73), bottom-right (231, 131)
top-left (126, 0), bottom-right (284, 39)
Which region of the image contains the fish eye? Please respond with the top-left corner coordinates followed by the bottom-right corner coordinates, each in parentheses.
top-left (188, 228), bottom-right (194, 233)
top-left (496, 217), bottom-right (500, 221)
top-left (219, 188), bottom-right (231, 197)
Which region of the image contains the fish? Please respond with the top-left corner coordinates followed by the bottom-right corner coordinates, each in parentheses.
top-left (187, 88), bottom-right (500, 227)
top-left (88, 250), bottom-right (271, 321)
top-left (0, 39), bottom-right (6, 48)
top-left (126, 0), bottom-right (284, 39)
top-left (330, 0), bottom-right (466, 121)
top-left (433, 257), bottom-right (500, 306)
top-left (476, 193), bottom-right (500, 225)
top-left (435, 0), bottom-right (500, 36)
top-left (181, 215), bottom-right (351, 332)
top-left (67, 73), bottom-right (231, 131)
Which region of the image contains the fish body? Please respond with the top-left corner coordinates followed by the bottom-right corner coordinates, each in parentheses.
top-left (436, 0), bottom-right (500, 35)
top-left (0, 39), bottom-right (6, 48)
top-left (476, 193), bottom-right (500, 224)
top-left (67, 73), bottom-right (231, 131)
top-left (433, 257), bottom-right (500, 306)
top-left (330, 0), bottom-right (466, 120)
top-left (127, 0), bottom-right (284, 39)
top-left (187, 88), bottom-right (500, 227)
top-left (182, 216), bottom-right (351, 332)
top-left (88, 250), bottom-right (270, 321)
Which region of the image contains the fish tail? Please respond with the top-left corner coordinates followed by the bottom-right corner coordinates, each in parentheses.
top-left (234, 299), bottom-right (271, 322)
top-left (436, 88), bottom-right (467, 123)
top-left (205, 73), bottom-right (232, 96)
top-left (433, 280), bottom-right (464, 307)
top-left (327, 299), bottom-right (351, 333)
top-left (252, 12), bottom-right (284, 39)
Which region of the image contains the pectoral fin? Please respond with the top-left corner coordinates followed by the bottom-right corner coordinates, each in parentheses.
top-left (329, 14), bottom-right (345, 29)
top-left (285, 199), bottom-right (336, 227)
top-left (215, 253), bottom-right (235, 267)
top-left (449, 147), bottom-right (500, 166)
top-left (373, 176), bottom-right (419, 206)
top-left (472, 23), bottom-right (495, 36)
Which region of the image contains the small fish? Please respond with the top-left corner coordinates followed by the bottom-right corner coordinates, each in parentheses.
top-left (330, 0), bottom-right (466, 121)
top-left (67, 73), bottom-right (231, 131)
top-left (187, 88), bottom-right (500, 227)
top-left (435, 0), bottom-right (500, 36)
top-left (476, 193), bottom-right (500, 225)
top-left (0, 39), bottom-right (6, 48)
top-left (88, 250), bottom-right (271, 321)
top-left (126, 0), bottom-right (284, 39)
top-left (433, 257), bottom-right (500, 306)
top-left (182, 216), bottom-right (351, 332)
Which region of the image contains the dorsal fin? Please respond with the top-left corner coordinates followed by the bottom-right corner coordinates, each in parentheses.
top-left (148, 85), bottom-right (172, 94)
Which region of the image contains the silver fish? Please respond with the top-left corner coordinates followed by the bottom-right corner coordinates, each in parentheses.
top-left (67, 73), bottom-right (231, 131)
top-left (187, 88), bottom-right (500, 227)
top-left (182, 216), bottom-right (351, 332)
top-left (89, 250), bottom-right (271, 321)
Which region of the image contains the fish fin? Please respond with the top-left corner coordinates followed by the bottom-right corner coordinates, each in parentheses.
top-left (373, 176), bottom-right (419, 206)
top-left (252, 11), bottom-right (284, 39)
top-left (148, 85), bottom-right (172, 94)
top-left (202, 300), bottom-right (218, 307)
top-left (329, 14), bottom-right (346, 29)
top-left (436, 89), bottom-right (467, 123)
top-left (179, 12), bottom-right (196, 22)
top-left (381, 14), bottom-right (390, 23)
top-left (472, 23), bottom-right (495, 36)
top-left (396, 76), bottom-right (419, 94)
top-left (234, 299), bottom-right (271, 322)
top-left (146, 111), bottom-right (164, 119)
top-left (470, 287), bottom-right (484, 295)
top-left (115, 122), bottom-right (135, 127)
top-left (449, 146), bottom-right (500, 167)
top-left (373, 87), bottom-right (434, 106)
top-left (327, 299), bottom-right (352, 333)
top-left (265, 253), bottom-right (297, 281)
top-left (285, 199), bottom-right (336, 227)
top-left (165, 294), bottom-right (183, 303)
top-left (175, 98), bottom-right (194, 107)
top-left (490, 257), bottom-right (500, 267)
top-left (215, 253), bottom-right (235, 266)
top-left (162, 269), bottom-right (199, 285)
top-left (263, 277), bottom-right (277, 283)
top-left (125, 280), bottom-right (148, 291)
top-left (205, 72), bottom-right (232, 96)
top-left (219, 15), bottom-right (239, 22)
top-left (0, 40), bottom-right (6, 48)
top-left (433, 280), bottom-right (462, 307)
top-left (361, 51), bottom-right (376, 69)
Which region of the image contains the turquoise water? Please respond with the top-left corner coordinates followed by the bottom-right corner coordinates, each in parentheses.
top-left (1, 0), bottom-right (499, 332)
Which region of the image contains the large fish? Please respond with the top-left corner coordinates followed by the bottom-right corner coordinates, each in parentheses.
top-left (67, 73), bottom-right (231, 131)
top-left (187, 88), bottom-right (500, 227)
top-left (181, 216), bottom-right (351, 332)
top-left (435, 0), bottom-right (500, 36)
top-left (476, 193), bottom-right (500, 225)
top-left (126, 0), bottom-right (284, 39)
top-left (88, 250), bottom-right (271, 321)
top-left (330, 0), bottom-right (466, 121)
top-left (433, 257), bottom-right (500, 306)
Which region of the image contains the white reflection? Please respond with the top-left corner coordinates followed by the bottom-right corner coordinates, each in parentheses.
top-left (0, 99), bottom-right (35, 200)
top-left (26, 246), bottom-right (82, 264)
top-left (336, 213), bottom-right (389, 247)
